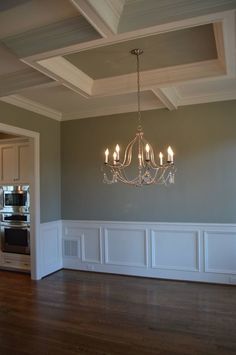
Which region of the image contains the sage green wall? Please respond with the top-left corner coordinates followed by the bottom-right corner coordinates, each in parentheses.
top-left (0, 101), bottom-right (60, 223)
top-left (61, 100), bottom-right (236, 223)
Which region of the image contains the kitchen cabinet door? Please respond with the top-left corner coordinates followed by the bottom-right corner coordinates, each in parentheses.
top-left (0, 144), bottom-right (16, 183)
top-left (16, 143), bottom-right (31, 183)
top-left (0, 141), bottom-right (31, 184)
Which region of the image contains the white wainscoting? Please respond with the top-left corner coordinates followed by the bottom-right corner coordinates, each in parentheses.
top-left (62, 220), bottom-right (236, 285)
top-left (40, 220), bottom-right (62, 278)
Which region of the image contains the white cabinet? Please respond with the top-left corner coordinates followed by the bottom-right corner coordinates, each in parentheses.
top-left (0, 140), bottom-right (31, 184)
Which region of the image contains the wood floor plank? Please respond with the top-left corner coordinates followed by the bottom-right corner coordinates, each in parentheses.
top-left (0, 269), bottom-right (236, 354)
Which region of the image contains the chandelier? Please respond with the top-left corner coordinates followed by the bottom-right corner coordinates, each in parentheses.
top-left (103, 48), bottom-right (176, 187)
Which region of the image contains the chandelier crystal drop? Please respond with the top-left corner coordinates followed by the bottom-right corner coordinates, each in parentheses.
top-left (103, 48), bottom-right (176, 187)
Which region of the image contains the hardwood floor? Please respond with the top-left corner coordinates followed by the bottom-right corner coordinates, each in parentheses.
top-left (0, 270), bottom-right (236, 355)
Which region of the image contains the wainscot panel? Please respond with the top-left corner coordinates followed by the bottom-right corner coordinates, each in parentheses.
top-left (40, 221), bottom-right (62, 278)
top-left (62, 221), bottom-right (236, 284)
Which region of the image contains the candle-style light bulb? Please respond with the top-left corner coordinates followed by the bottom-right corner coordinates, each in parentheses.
top-left (105, 148), bottom-right (109, 164)
top-left (159, 152), bottom-right (163, 166)
top-left (138, 153), bottom-right (142, 167)
top-left (115, 144), bottom-right (120, 161)
top-left (113, 151), bottom-right (117, 165)
top-left (145, 144), bottom-right (150, 161)
top-left (167, 146), bottom-right (174, 163)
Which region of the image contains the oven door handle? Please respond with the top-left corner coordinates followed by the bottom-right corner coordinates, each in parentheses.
top-left (1, 224), bottom-right (29, 228)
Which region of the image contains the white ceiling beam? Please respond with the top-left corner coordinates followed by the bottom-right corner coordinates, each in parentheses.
top-left (152, 88), bottom-right (179, 111)
top-left (221, 11), bottom-right (236, 78)
top-left (70, 0), bottom-right (125, 37)
top-left (38, 57), bottom-right (94, 98)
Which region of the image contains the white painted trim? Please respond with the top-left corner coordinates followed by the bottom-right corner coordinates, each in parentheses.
top-left (62, 220), bottom-right (236, 284)
top-left (221, 11), bottom-right (236, 78)
top-left (204, 231), bottom-right (236, 275)
top-left (70, 0), bottom-right (125, 36)
top-left (152, 88), bottom-right (179, 110)
top-left (40, 220), bottom-right (63, 277)
top-left (80, 227), bottom-right (102, 264)
top-left (16, 9), bottom-right (235, 120)
top-left (0, 95), bottom-right (62, 121)
top-left (0, 123), bottom-right (41, 280)
top-left (38, 56), bottom-right (93, 98)
top-left (151, 229), bottom-right (201, 272)
top-left (104, 227), bottom-right (148, 268)
top-left (177, 90), bottom-right (236, 106)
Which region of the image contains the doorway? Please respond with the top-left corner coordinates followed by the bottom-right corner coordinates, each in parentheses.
top-left (0, 122), bottom-right (40, 280)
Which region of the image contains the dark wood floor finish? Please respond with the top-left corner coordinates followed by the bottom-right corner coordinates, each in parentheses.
top-left (0, 270), bottom-right (236, 355)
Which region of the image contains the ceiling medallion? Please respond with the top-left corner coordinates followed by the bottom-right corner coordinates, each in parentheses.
top-left (103, 49), bottom-right (176, 187)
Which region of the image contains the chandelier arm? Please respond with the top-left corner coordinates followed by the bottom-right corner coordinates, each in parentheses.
top-left (117, 167), bottom-right (141, 185)
top-left (120, 135), bottom-right (136, 167)
top-left (116, 169), bottom-right (139, 185)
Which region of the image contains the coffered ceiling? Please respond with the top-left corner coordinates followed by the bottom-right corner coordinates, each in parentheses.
top-left (0, 0), bottom-right (236, 121)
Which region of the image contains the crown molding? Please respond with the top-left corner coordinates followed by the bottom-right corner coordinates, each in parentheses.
top-left (0, 68), bottom-right (54, 97)
top-left (177, 90), bottom-right (236, 107)
top-left (0, 94), bottom-right (62, 121)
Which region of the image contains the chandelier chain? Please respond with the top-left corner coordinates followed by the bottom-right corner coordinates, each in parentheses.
top-left (136, 52), bottom-right (142, 131)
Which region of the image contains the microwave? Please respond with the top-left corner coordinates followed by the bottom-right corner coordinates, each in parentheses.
top-left (0, 185), bottom-right (30, 212)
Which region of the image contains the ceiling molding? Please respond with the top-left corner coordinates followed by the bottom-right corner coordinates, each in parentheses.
top-left (0, 94), bottom-right (62, 120)
top-left (38, 57), bottom-right (93, 98)
top-left (152, 88), bottom-right (179, 111)
top-left (177, 90), bottom-right (236, 107)
top-left (70, 0), bottom-right (125, 37)
top-left (0, 5), bottom-right (235, 120)
top-left (2, 16), bottom-right (101, 58)
top-left (0, 68), bottom-right (54, 97)
top-left (92, 60), bottom-right (225, 98)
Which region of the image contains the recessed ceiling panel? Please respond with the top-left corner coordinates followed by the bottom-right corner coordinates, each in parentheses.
top-left (64, 24), bottom-right (217, 79)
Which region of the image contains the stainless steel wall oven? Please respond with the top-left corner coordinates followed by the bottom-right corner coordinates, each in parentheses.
top-left (0, 213), bottom-right (30, 255)
top-left (0, 185), bottom-right (30, 212)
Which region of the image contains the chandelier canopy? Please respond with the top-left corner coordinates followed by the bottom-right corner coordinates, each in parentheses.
top-left (103, 49), bottom-right (176, 187)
